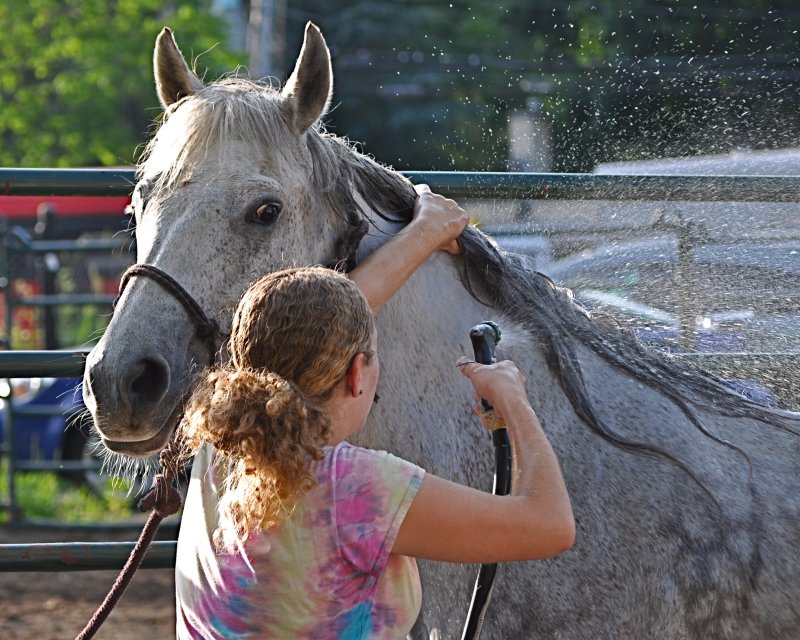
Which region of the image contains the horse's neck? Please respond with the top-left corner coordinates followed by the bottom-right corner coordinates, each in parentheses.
top-left (352, 220), bottom-right (799, 500)
top-left (351, 225), bottom-right (516, 479)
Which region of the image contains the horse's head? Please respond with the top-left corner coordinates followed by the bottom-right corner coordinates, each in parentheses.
top-left (83, 23), bottom-right (372, 457)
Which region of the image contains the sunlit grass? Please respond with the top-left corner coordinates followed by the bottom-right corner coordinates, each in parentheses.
top-left (0, 460), bottom-right (139, 523)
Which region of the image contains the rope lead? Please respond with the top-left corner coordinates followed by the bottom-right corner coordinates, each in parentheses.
top-left (75, 437), bottom-right (188, 640)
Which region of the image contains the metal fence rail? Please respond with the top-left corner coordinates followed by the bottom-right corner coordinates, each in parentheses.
top-left (0, 540), bottom-right (175, 571)
top-left (0, 350), bottom-right (88, 378)
top-left (0, 350), bottom-right (173, 571)
top-left (3, 168), bottom-right (800, 202)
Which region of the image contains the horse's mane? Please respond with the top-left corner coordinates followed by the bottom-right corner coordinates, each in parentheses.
top-left (306, 117), bottom-right (800, 471)
top-left (301, 96), bottom-right (800, 472)
top-left (457, 230), bottom-right (800, 429)
top-left (143, 77), bottom-right (799, 467)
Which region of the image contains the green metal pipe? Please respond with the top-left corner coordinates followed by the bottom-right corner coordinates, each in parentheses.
top-left (14, 294), bottom-right (116, 307)
top-left (2, 168), bottom-right (800, 202)
top-left (0, 350), bottom-right (89, 378)
top-left (0, 168), bottom-right (135, 197)
top-left (404, 171), bottom-right (800, 202)
top-left (7, 238), bottom-right (132, 254)
top-left (0, 349), bottom-right (796, 382)
top-left (0, 541), bottom-right (176, 571)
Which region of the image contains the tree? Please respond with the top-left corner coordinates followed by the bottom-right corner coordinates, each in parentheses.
top-left (283, 0), bottom-right (800, 171)
top-left (3, 0), bottom-right (798, 171)
top-left (0, 0), bottom-right (243, 167)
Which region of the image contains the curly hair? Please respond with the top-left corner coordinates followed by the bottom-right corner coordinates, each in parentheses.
top-left (179, 266), bottom-right (375, 544)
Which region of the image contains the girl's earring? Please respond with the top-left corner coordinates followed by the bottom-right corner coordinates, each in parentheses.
top-left (359, 389), bottom-right (363, 396)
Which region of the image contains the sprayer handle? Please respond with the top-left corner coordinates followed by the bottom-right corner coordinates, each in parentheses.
top-left (469, 322), bottom-right (506, 429)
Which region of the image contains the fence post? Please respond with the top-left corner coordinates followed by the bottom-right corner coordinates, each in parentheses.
top-left (35, 203), bottom-right (59, 350)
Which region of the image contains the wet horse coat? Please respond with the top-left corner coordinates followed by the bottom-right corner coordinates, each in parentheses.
top-left (83, 24), bottom-right (800, 638)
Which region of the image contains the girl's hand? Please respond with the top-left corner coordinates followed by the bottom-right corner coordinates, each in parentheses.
top-left (457, 358), bottom-right (528, 417)
top-left (412, 183), bottom-right (469, 254)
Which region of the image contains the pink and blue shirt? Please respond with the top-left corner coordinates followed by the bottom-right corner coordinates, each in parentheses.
top-left (176, 441), bottom-right (425, 639)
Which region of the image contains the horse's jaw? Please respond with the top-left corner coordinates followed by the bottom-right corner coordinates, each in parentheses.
top-left (97, 402), bottom-right (183, 458)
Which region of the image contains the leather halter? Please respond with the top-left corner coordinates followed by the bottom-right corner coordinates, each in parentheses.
top-left (114, 263), bottom-right (226, 363)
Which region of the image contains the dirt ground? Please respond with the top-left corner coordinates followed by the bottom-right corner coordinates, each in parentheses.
top-left (0, 522), bottom-right (177, 639)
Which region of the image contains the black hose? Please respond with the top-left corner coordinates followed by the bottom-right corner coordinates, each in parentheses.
top-left (461, 322), bottom-right (512, 640)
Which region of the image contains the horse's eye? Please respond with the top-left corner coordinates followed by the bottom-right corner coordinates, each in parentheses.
top-left (247, 202), bottom-right (281, 225)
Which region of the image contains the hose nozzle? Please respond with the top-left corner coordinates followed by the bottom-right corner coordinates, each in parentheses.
top-left (469, 321), bottom-right (502, 416)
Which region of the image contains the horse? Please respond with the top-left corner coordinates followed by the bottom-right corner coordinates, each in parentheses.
top-left (82, 23), bottom-right (800, 638)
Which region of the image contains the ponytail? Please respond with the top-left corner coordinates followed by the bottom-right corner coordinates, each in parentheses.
top-left (180, 365), bottom-right (331, 542)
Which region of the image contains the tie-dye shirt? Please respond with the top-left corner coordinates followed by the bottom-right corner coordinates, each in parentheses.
top-left (176, 442), bottom-right (425, 639)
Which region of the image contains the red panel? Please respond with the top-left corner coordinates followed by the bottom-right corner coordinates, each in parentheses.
top-left (0, 196), bottom-right (131, 219)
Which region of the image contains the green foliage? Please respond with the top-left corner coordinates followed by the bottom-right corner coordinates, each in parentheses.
top-left (2, 0), bottom-right (797, 171)
top-left (287, 0), bottom-right (800, 171)
top-left (0, 0), bottom-right (243, 168)
top-left (0, 461), bottom-right (135, 523)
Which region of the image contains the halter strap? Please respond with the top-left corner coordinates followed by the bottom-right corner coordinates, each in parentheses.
top-left (114, 263), bottom-right (225, 363)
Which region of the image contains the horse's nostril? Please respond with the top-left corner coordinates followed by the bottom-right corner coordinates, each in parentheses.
top-left (129, 357), bottom-right (170, 408)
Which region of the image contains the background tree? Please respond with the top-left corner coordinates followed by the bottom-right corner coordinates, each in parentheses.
top-left (0, 0), bottom-right (242, 167)
top-left (283, 0), bottom-right (800, 171)
top-left (1, 0), bottom-right (797, 171)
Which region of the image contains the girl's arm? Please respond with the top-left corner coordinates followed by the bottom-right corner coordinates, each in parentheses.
top-left (392, 359), bottom-right (575, 563)
top-left (348, 184), bottom-right (468, 314)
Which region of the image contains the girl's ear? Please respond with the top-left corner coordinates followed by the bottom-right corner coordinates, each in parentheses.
top-left (344, 353), bottom-right (367, 398)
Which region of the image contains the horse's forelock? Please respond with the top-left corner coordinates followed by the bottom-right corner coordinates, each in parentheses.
top-left (138, 78), bottom-right (295, 190)
top-left (138, 75), bottom-right (415, 253)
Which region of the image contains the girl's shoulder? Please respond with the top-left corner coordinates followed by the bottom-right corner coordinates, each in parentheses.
top-left (323, 443), bottom-right (425, 576)
top-left (324, 442), bottom-right (423, 482)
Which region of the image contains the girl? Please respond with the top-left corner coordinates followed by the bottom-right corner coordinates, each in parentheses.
top-left (175, 186), bottom-right (574, 639)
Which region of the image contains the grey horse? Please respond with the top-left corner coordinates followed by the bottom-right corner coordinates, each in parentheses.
top-left (82, 23), bottom-right (800, 638)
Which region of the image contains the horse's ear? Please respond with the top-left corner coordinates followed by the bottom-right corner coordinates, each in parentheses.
top-left (281, 22), bottom-right (333, 134)
top-left (154, 27), bottom-right (204, 109)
